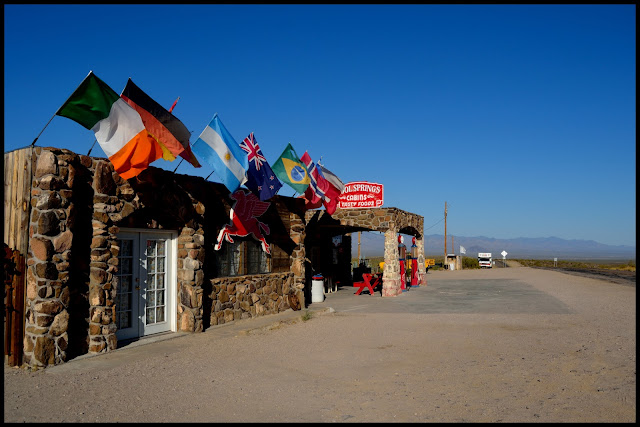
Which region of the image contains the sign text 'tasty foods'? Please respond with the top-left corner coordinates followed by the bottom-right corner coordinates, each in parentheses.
top-left (337, 181), bottom-right (384, 209)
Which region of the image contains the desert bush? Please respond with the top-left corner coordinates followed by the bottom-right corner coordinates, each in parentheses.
top-left (462, 256), bottom-right (480, 269)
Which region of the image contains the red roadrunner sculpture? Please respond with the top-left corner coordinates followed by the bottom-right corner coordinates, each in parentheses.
top-left (215, 189), bottom-right (272, 254)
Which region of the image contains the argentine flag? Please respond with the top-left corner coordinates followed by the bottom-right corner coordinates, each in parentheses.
top-left (191, 113), bottom-right (248, 193)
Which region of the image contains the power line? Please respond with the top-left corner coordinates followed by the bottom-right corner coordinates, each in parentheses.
top-left (424, 217), bottom-right (444, 231)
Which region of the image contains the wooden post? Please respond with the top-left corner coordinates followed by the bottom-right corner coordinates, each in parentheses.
top-left (444, 201), bottom-right (447, 267)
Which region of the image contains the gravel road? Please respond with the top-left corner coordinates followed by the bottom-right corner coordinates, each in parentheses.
top-left (4, 266), bottom-right (636, 423)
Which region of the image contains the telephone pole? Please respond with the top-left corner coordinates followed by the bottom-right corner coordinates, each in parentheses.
top-left (444, 201), bottom-right (447, 265)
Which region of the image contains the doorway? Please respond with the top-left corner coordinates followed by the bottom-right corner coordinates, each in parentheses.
top-left (115, 230), bottom-right (177, 340)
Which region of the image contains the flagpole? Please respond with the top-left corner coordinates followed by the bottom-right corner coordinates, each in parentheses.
top-left (30, 113), bottom-right (57, 146)
top-left (31, 70), bottom-right (94, 148)
top-left (87, 138), bottom-right (98, 155)
top-left (172, 157), bottom-right (185, 173)
top-left (168, 96), bottom-right (180, 113)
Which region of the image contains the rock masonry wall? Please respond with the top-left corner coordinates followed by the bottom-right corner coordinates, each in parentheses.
top-left (306, 207), bottom-right (426, 297)
top-left (22, 147), bottom-right (305, 367)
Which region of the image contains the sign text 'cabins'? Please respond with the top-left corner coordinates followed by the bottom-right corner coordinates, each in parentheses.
top-left (337, 181), bottom-right (384, 209)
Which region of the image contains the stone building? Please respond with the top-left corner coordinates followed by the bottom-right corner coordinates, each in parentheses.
top-left (4, 146), bottom-right (425, 368)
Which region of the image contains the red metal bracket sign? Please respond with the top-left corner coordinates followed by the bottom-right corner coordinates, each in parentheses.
top-left (337, 181), bottom-right (384, 209)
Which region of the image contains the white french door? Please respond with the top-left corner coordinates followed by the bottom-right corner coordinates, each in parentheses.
top-left (115, 230), bottom-right (176, 340)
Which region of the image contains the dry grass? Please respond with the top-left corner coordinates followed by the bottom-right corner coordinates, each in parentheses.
top-left (513, 259), bottom-right (636, 272)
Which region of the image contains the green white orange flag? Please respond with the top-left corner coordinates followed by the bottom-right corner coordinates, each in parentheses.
top-left (56, 72), bottom-right (162, 179)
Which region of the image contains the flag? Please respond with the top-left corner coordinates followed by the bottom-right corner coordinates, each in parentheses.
top-left (191, 113), bottom-right (248, 193)
top-left (460, 245), bottom-right (466, 254)
top-left (300, 151), bottom-right (322, 208)
top-left (120, 79), bottom-right (201, 168)
top-left (239, 132), bottom-right (282, 201)
top-left (317, 163), bottom-right (345, 215)
top-left (56, 71), bottom-right (162, 180)
top-left (299, 153), bottom-right (344, 215)
top-left (271, 143), bottom-right (310, 194)
top-left (318, 164), bottom-right (345, 193)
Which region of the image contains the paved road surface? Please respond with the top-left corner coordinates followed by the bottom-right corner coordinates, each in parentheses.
top-left (4, 267), bottom-right (636, 422)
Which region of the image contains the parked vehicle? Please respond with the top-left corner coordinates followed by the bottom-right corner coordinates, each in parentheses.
top-left (478, 252), bottom-right (492, 268)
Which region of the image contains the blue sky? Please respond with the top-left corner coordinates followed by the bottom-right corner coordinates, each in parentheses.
top-left (4, 4), bottom-right (636, 247)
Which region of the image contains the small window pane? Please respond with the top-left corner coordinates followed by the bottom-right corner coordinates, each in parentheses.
top-left (120, 276), bottom-right (131, 292)
top-left (147, 290), bottom-right (156, 306)
top-left (121, 240), bottom-right (132, 256)
top-left (157, 290), bottom-right (164, 306)
top-left (146, 308), bottom-right (155, 324)
top-left (157, 240), bottom-right (166, 256)
top-left (121, 258), bottom-right (132, 274)
top-left (156, 307), bottom-right (165, 323)
top-left (147, 274), bottom-right (155, 290)
top-left (156, 274), bottom-right (164, 290)
top-left (146, 240), bottom-right (156, 257)
top-left (157, 257), bottom-right (165, 273)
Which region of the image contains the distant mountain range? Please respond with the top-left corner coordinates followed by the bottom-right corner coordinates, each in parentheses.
top-left (352, 233), bottom-right (636, 261)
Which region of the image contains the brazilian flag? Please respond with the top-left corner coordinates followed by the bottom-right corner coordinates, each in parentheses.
top-left (272, 143), bottom-right (310, 193)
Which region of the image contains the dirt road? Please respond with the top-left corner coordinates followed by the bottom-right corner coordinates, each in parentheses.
top-left (4, 267), bottom-right (636, 422)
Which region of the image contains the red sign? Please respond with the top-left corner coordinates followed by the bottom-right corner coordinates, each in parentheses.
top-left (337, 181), bottom-right (384, 209)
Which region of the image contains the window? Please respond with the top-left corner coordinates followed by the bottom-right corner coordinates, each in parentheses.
top-left (216, 238), bottom-right (279, 277)
top-left (215, 237), bottom-right (291, 277)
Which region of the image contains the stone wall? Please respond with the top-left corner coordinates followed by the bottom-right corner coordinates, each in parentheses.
top-left (22, 147), bottom-right (306, 367)
top-left (304, 207), bottom-right (426, 297)
top-left (208, 272), bottom-right (301, 325)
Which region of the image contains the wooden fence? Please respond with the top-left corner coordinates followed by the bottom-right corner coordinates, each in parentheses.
top-left (4, 146), bottom-right (34, 366)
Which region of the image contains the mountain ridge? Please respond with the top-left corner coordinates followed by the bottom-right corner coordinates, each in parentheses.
top-left (352, 233), bottom-right (636, 260)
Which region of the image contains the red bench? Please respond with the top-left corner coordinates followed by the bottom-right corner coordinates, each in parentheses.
top-left (353, 273), bottom-right (381, 295)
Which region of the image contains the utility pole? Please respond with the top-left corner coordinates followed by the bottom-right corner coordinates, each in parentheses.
top-left (444, 201), bottom-right (447, 267)
top-left (357, 231), bottom-right (361, 262)
top-left (452, 236), bottom-right (454, 254)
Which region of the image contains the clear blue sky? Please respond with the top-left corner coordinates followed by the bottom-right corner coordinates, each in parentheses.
top-left (4, 4), bottom-right (636, 247)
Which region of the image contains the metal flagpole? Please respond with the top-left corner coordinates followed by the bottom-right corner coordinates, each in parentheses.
top-left (87, 139), bottom-right (98, 155)
top-left (172, 158), bottom-right (185, 173)
top-left (168, 96), bottom-right (180, 113)
top-left (33, 70), bottom-right (94, 148)
top-left (30, 113), bottom-right (57, 146)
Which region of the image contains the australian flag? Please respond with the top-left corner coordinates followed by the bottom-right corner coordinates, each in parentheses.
top-left (240, 133), bottom-right (283, 201)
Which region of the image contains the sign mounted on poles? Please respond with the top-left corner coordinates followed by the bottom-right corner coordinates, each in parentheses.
top-left (337, 181), bottom-right (384, 209)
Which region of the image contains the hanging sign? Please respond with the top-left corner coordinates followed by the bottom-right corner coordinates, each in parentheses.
top-left (215, 189), bottom-right (272, 254)
top-left (337, 181), bottom-right (384, 209)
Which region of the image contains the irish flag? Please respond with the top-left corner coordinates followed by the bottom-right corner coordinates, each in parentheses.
top-left (56, 71), bottom-right (162, 179)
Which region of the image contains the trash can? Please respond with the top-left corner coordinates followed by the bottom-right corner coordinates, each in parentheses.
top-left (311, 274), bottom-right (324, 303)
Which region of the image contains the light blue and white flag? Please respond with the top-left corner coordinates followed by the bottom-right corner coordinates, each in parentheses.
top-left (460, 245), bottom-right (466, 255)
top-left (191, 113), bottom-right (248, 193)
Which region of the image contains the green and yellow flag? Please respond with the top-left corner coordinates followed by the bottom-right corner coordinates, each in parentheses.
top-left (271, 143), bottom-right (310, 193)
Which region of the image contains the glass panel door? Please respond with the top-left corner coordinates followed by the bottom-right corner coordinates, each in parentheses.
top-left (115, 234), bottom-right (141, 340)
top-left (115, 231), bottom-right (174, 340)
top-left (140, 236), bottom-right (169, 335)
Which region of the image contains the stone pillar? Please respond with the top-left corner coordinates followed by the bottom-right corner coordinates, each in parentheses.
top-left (177, 226), bottom-right (204, 332)
top-left (416, 236), bottom-right (427, 286)
top-left (23, 149), bottom-right (73, 366)
top-left (382, 226), bottom-right (402, 297)
top-left (289, 213), bottom-right (306, 307)
top-left (87, 160), bottom-right (119, 354)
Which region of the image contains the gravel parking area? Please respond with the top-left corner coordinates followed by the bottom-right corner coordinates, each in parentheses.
top-left (4, 267), bottom-right (636, 423)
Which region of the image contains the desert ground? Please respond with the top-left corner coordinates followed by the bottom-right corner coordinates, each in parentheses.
top-left (4, 266), bottom-right (636, 423)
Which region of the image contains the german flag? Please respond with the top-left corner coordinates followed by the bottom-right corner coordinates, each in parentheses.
top-left (121, 79), bottom-right (201, 168)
